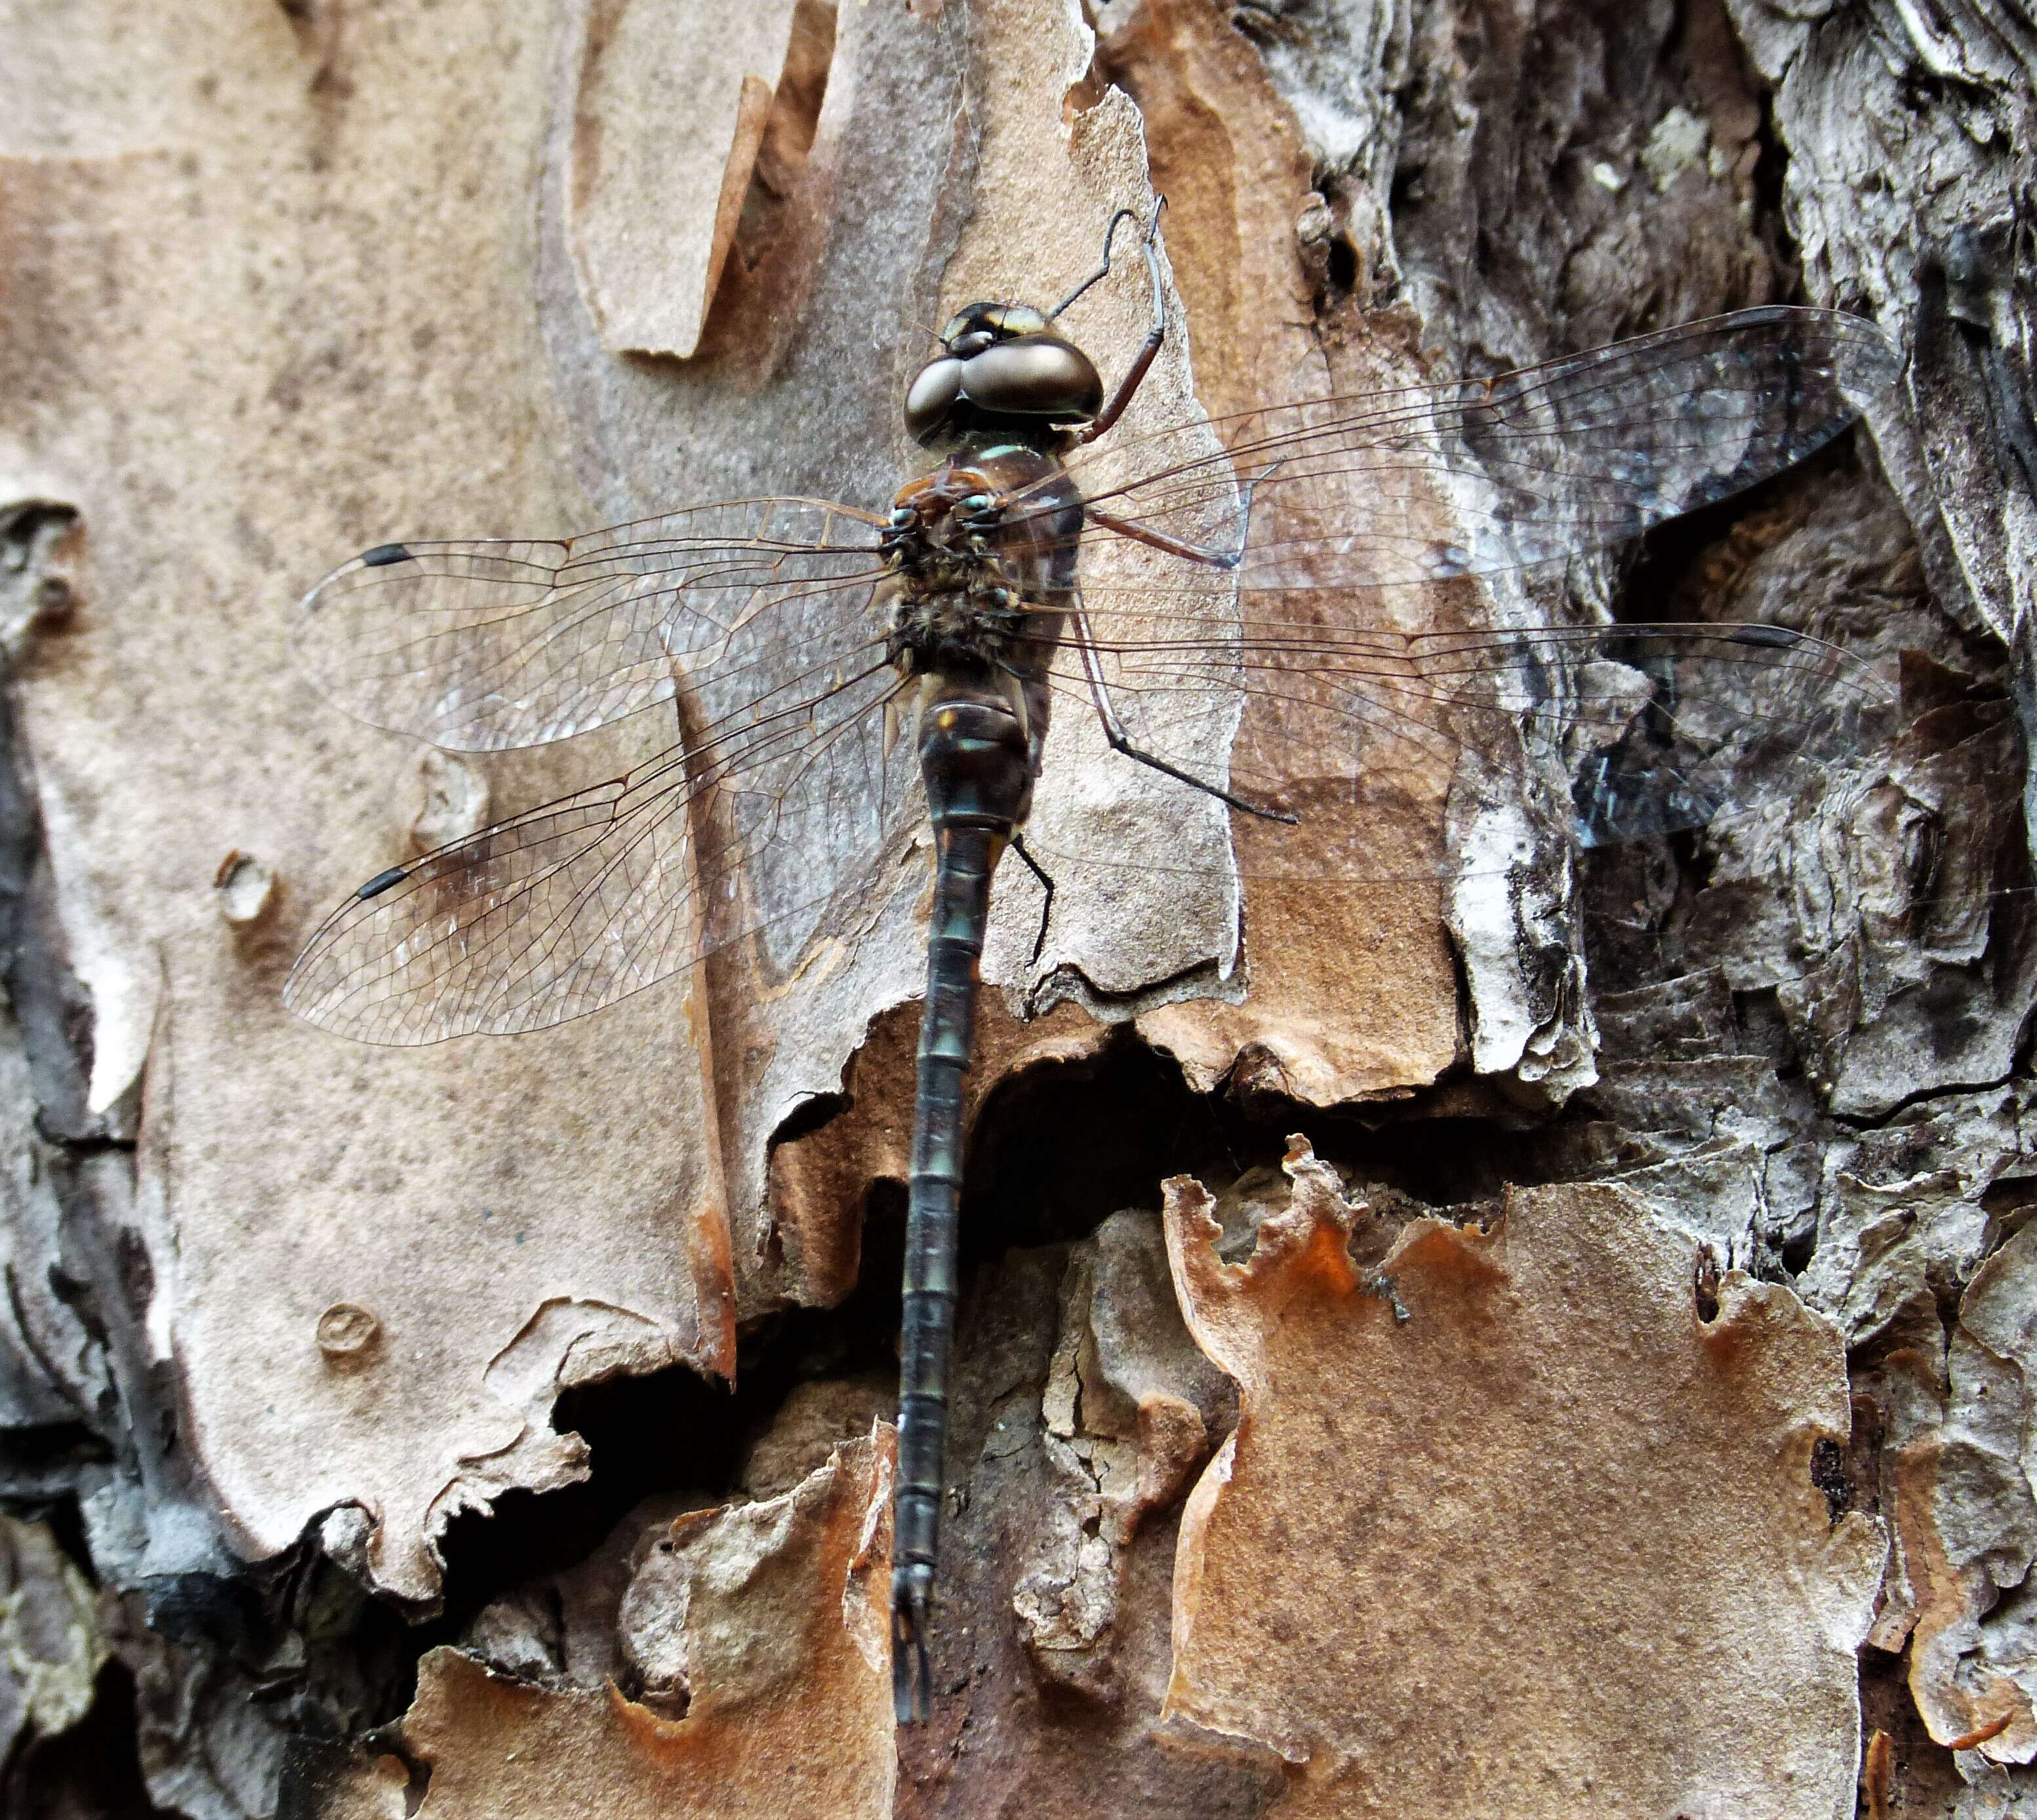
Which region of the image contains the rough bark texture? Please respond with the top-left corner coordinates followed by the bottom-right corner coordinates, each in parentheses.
top-left (1, 0), bottom-right (2032, 1815)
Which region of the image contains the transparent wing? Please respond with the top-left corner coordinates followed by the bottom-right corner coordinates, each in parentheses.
top-left (285, 632), bottom-right (916, 1045)
top-left (294, 498), bottom-right (891, 750)
top-left (288, 311), bottom-right (1906, 1041)
top-left (1016, 306), bottom-right (1900, 881)
top-left (1024, 607), bottom-right (1899, 881)
top-left (1041, 307), bottom-right (1901, 591)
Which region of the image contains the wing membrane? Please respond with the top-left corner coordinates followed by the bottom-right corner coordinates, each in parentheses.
top-left (295, 498), bottom-right (889, 750)
top-left (1044, 308), bottom-right (1901, 591)
top-left (1024, 607), bottom-right (1898, 878)
top-left (287, 310), bottom-right (1905, 1041)
top-left (1018, 306), bottom-right (1900, 880)
top-left (285, 635), bottom-right (913, 1044)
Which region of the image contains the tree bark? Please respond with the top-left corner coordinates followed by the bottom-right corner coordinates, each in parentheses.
top-left (1, 0), bottom-right (2030, 1815)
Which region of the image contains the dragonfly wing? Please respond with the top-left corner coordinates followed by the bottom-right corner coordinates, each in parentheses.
top-left (1053, 307), bottom-right (1901, 590)
top-left (1026, 306), bottom-right (1899, 881)
top-left (285, 645), bottom-right (912, 1043)
top-left (295, 497), bottom-right (890, 750)
top-left (1036, 600), bottom-right (1899, 880)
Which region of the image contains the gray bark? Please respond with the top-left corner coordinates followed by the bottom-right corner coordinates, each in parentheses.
top-left (1, 0), bottom-right (2031, 1815)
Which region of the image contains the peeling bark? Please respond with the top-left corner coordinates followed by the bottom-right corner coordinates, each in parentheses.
top-left (1162, 1143), bottom-right (1881, 1816)
top-left (3, 0), bottom-right (2034, 1813)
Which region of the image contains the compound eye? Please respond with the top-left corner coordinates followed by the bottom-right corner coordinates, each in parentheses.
top-left (956, 334), bottom-right (1104, 420)
top-left (904, 356), bottom-right (967, 446)
top-left (951, 330), bottom-right (996, 358)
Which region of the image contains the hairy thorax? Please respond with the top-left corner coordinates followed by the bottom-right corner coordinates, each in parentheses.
top-left (883, 464), bottom-right (1025, 674)
top-left (882, 450), bottom-right (1082, 683)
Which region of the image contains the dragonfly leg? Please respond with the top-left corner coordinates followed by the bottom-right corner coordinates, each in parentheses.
top-left (1068, 205), bottom-right (1168, 447)
top-left (1085, 505), bottom-right (1240, 569)
top-left (1087, 449), bottom-right (1285, 567)
top-left (1009, 832), bottom-right (1058, 965)
top-left (1070, 605), bottom-right (1299, 824)
top-left (1049, 205), bottom-right (1147, 318)
top-left (1103, 734), bottom-right (1297, 823)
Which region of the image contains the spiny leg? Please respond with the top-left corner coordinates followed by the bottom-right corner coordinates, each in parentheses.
top-left (1085, 445), bottom-right (1287, 565)
top-left (1068, 604), bottom-right (1298, 824)
top-left (1085, 504), bottom-right (1240, 568)
top-left (1009, 833), bottom-right (1059, 966)
top-left (1047, 202), bottom-right (1156, 319)
top-left (1064, 204), bottom-right (1169, 448)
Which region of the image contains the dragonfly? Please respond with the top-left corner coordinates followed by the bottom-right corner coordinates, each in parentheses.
top-left (281, 208), bottom-right (1902, 1723)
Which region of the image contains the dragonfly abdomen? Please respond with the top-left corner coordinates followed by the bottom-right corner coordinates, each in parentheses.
top-left (892, 684), bottom-right (1032, 1724)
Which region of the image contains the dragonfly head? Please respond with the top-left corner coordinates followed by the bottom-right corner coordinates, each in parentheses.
top-left (906, 301), bottom-right (1104, 449)
top-left (940, 300), bottom-right (1049, 355)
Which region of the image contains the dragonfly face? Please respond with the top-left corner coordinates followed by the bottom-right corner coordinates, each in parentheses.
top-left (904, 298), bottom-right (1105, 447)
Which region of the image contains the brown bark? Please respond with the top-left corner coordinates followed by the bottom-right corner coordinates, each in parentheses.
top-left (1, 0), bottom-right (2031, 1815)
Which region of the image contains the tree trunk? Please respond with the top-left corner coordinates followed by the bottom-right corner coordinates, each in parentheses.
top-left (1, 0), bottom-right (2030, 1815)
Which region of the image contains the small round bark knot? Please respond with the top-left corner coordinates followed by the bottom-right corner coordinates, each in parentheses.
top-left (316, 1303), bottom-right (381, 1364)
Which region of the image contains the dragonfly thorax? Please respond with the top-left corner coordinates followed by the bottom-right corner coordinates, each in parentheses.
top-left (887, 584), bottom-right (1026, 678)
top-left (883, 466), bottom-right (1034, 677)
